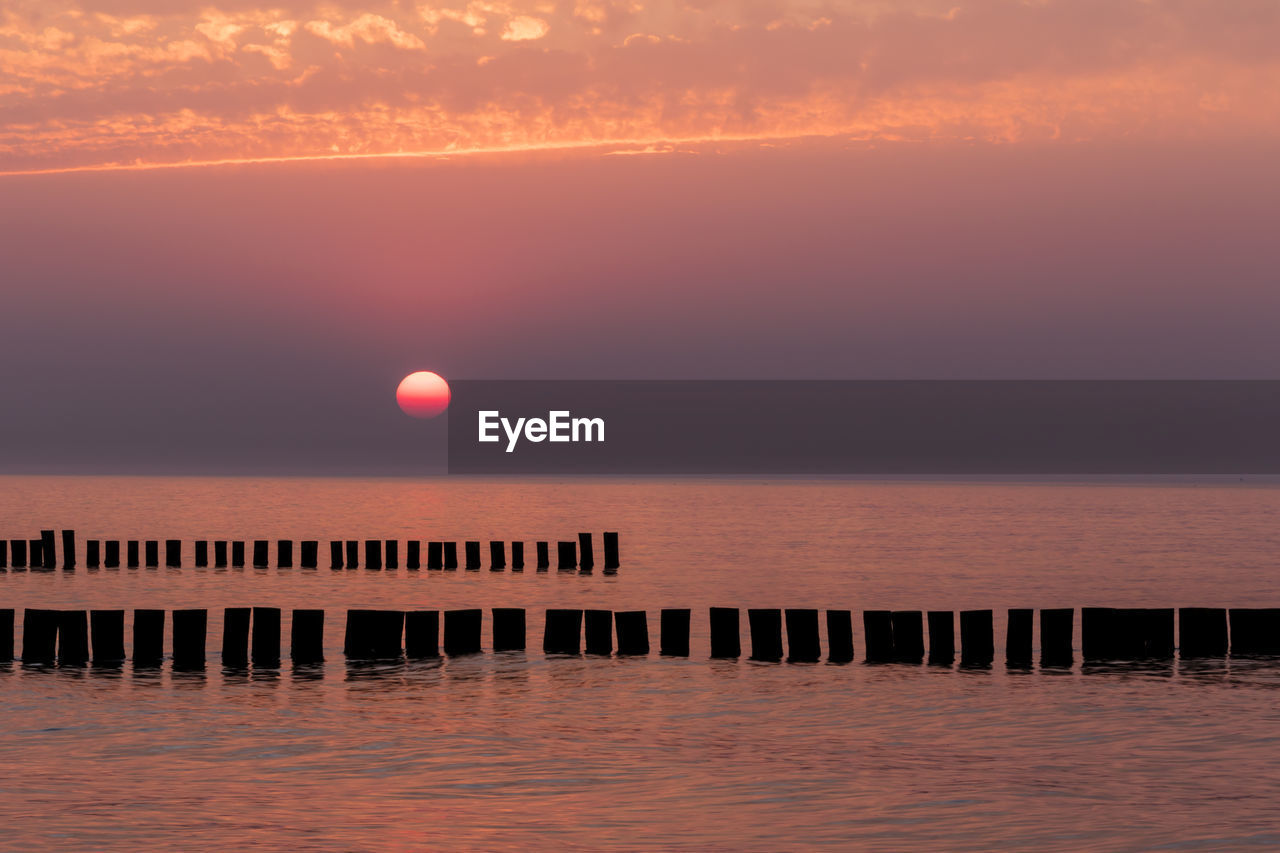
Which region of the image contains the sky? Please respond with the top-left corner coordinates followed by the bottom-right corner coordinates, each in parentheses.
top-left (1, 1), bottom-right (1278, 473)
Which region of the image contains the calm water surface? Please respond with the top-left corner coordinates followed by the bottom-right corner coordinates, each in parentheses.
top-left (2, 476), bottom-right (1280, 850)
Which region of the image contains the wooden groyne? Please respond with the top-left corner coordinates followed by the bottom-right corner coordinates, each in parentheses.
top-left (1, 530), bottom-right (620, 573)
top-left (2, 606), bottom-right (1276, 668)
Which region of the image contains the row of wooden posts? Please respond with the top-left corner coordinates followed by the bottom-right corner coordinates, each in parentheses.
top-left (1, 606), bottom-right (1273, 667)
top-left (0, 531), bottom-right (619, 572)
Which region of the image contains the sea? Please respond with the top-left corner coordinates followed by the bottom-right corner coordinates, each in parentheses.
top-left (2, 475), bottom-right (1279, 851)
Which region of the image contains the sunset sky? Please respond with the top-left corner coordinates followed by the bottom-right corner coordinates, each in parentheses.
top-left (2, 1), bottom-right (1278, 472)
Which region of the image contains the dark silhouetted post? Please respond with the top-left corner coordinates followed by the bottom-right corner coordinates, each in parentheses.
top-left (785, 609), bottom-right (821, 663)
top-left (709, 607), bottom-right (741, 658)
top-left (251, 607), bottom-right (281, 666)
top-left (144, 540), bottom-right (159, 568)
top-left (1229, 608), bottom-right (1280, 655)
top-left (330, 541), bottom-right (343, 569)
top-left (406, 541), bottom-right (420, 570)
top-left (464, 540), bottom-right (481, 570)
top-left (133, 609), bottom-right (165, 666)
top-left (444, 609), bottom-right (482, 655)
top-left (291, 609), bottom-right (324, 664)
top-left (345, 540), bottom-right (359, 569)
top-left (1006, 608), bottom-right (1033, 665)
top-left (251, 540), bottom-right (268, 568)
top-left (489, 541), bottom-right (505, 571)
top-left (301, 540), bottom-right (318, 569)
top-left (0, 540), bottom-right (6, 569)
top-left (603, 531), bottom-right (619, 571)
top-left (891, 611), bottom-right (925, 662)
top-left (30, 539), bottom-right (43, 570)
top-left (61, 529), bottom-right (76, 569)
top-left (427, 541), bottom-right (443, 570)
top-left (10, 539), bottom-right (27, 569)
top-left (863, 611), bottom-right (894, 662)
top-left (363, 539), bottom-right (382, 570)
top-left (1179, 607), bottom-right (1227, 658)
top-left (1039, 608), bottom-right (1073, 666)
top-left (1113, 608), bottom-right (1148, 659)
top-left (172, 609), bottom-right (207, 669)
top-left (214, 541), bottom-right (228, 568)
top-left (927, 611), bottom-right (955, 665)
top-left (22, 609), bottom-right (58, 662)
top-left (511, 542), bottom-right (524, 571)
top-left (960, 609), bottom-right (994, 666)
top-left (0, 609), bottom-right (12, 662)
top-left (165, 539), bottom-right (181, 568)
top-left (557, 541), bottom-right (576, 570)
top-left (384, 540), bottom-right (398, 569)
top-left (578, 533), bottom-right (594, 571)
top-left (536, 541), bottom-right (549, 570)
top-left (826, 610), bottom-right (854, 663)
top-left (661, 609), bottom-right (691, 657)
top-left (405, 611), bottom-right (440, 658)
top-left (543, 609), bottom-right (583, 654)
top-left (443, 541), bottom-right (458, 570)
top-left (615, 611), bottom-right (649, 655)
top-left (194, 541), bottom-right (208, 567)
top-left (222, 608), bottom-right (250, 666)
top-left (41, 529), bottom-right (56, 568)
top-left (748, 609), bottom-right (783, 661)
top-left (1144, 608), bottom-right (1175, 659)
top-left (493, 608), bottom-right (527, 652)
top-left (105, 540), bottom-right (120, 568)
top-left (57, 610), bottom-right (89, 665)
top-left (277, 540), bottom-right (293, 569)
top-left (345, 610), bottom-right (403, 658)
top-left (87, 539), bottom-right (101, 568)
top-left (584, 610), bottom-right (612, 655)
top-left (90, 610), bottom-right (126, 664)
top-left (1081, 607), bottom-right (1117, 661)
top-left (126, 540), bottom-right (139, 567)
top-left (231, 541), bottom-right (245, 568)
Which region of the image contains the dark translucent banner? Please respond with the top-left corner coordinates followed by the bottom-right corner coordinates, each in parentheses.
top-left (446, 381), bottom-right (1280, 474)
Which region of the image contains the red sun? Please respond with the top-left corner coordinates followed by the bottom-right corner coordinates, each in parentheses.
top-left (396, 371), bottom-right (451, 419)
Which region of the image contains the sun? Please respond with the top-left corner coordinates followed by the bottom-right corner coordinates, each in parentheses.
top-left (396, 371), bottom-right (451, 419)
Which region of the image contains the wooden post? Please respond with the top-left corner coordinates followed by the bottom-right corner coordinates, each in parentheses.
top-left (960, 609), bottom-right (994, 666)
top-left (863, 610), bottom-right (894, 662)
top-left (891, 611), bottom-right (925, 662)
top-left (194, 541), bottom-right (208, 568)
top-left (511, 542), bottom-right (524, 572)
top-left (536, 541), bottom-right (549, 570)
top-left (145, 540), bottom-right (159, 568)
top-left (57, 610), bottom-right (89, 665)
top-left (927, 611), bottom-right (955, 665)
top-left (30, 538), bottom-right (43, 570)
top-left (826, 610), bottom-right (854, 663)
top-left (489, 540), bottom-right (505, 571)
top-left (1081, 607), bottom-right (1116, 661)
top-left (406, 541), bottom-right (420, 570)
top-left (661, 609), bottom-right (691, 657)
top-left (1229, 608), bottom-right (1280, 655)
top-left (214, 540), bottom-right (227, 568)
top-left (1038, 608), bottom-right (1073, 666)
top-left (556, 541), bottom-right (576, 570)
top-left (250, 540), bottom-right (267, 568)
top-left (61, 529), bottom-right (76, 569)
top-left (105, 540), bottom-right (120, 568)
top-left (10, 539), bottom-right (27, 569)
top-left (1143, 608), bottom-right (1175, 659)
top-left (290, 609), bottom-right (324, 664)
top-left (329, 540), bottom-right (343, 569)
top-left (543, 609), bottom-right (583, 655)
top-left (133, 609), bottom-right (165, 666)
top-left (426, 541), bottom-right (443, 570)
top-left (464, 540), bottom-right (481, 570)
top-left (23, 609), bottom-right (59, 662)
top-left (41, 529), bottom-right (56, 568)
top-left (1113, 608), bottom-right (1147, 659)
top-left (578, 533), bottom-right (594, 571)
top-left (90, 610), bottom-right (126, 664)
top-left (172, 609), bottom-right (207, 669)
top-left (785, 608), bottom-right (821, 663)
top-left (165, 539), bottom-right (181, 568)
top-left (364, 539), bottom-right (382, 570)
top-left (748, 609), bottom-right (783, 662)
top-left (603, 531), bottom-right (619, 571)
top-left (277, 540), bottom-right (293, 569)
top-left (493, 608), bottom-right (527, 652)
top-left (1179, 607), bottom-right (1227, 658)
top-left (709, 607), bottom-right (741, 658)
top-left (345, 540), bottom-right (359, 569)
top-left (584, 610), bottom-right (612, 655)
top-left (126, 540), bottom-right (139, 568)
top-left (443, 541), bottom-right (459, 570)
top-left (300, 540), bottom-right (318, 569)
top-left (384, 540), bottom-right (398, 570)
top-left (222, 607), bottom-right (251, 667)
top-left (405, 611), bottom-right (440, 658)
top-left (1007, 608), bottom-right (1034, 665)
top-left (343, 610), bottom-right (403, 659)
top-left (444, 609), bottom-right (482, 655)
top-left (615, 611), bottom-right (649, 655)
top-left (0, 539), bottom-right (6, 569)
top-left (0, 609), bottom-right (12, 662)
top-left (231, 541), bottom-right (245, 568)
top-left (86, 539), bottom-right (101, 568)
